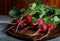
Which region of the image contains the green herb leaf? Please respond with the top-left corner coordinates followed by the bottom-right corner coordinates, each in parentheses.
top-left (19, 8), bottom-right (26, 19)
top-left (9, 7), bottom-right (18, 17)
top-left (53, 16), bottom-right (60, 27)
top-left (30, 3), bottom-right (36, 10)
top-left (55, 9), bottom-right (60, 15)
top-left (39, 10), bottom-right (46, 18)
top-left (54, 16), bottom-right (60, 21)
top-left (32, 17), bottom-right (36, 21)
top-left (39, 4), bottom-right (46, 10)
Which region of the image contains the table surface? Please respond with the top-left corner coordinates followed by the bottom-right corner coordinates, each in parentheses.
top-left (0, 16), bottom-right (60, 41)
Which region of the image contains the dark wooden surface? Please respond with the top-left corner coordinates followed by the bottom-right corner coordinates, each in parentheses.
top-left (0, 0), bottom-right (29, 15)
top-left (0, 0), bottom-right (60, 15)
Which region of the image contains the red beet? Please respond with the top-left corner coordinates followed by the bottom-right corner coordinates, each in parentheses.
top-left (23, 14), bottom-right (32, 23)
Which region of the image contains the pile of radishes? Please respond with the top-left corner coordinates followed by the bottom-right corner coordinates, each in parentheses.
top-left (7, 14), bottom-right (55, 41)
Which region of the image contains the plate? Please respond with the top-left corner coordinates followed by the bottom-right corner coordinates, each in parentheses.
top-left (5, 24), bottom-right (60, 41)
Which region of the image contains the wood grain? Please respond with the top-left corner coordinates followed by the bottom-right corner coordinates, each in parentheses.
top-left (0, 0), bottom-right (60, 15)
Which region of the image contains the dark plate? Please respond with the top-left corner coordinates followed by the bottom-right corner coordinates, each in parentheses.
top-left (5, 24), bottom-right (60, 41)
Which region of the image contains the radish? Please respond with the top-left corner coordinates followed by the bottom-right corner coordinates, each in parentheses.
top-left (29, 22), bottom-right (37, 27)
top-left (7, 19), bottom-right (25, 32)
top-left (9, 17), bottom-right (19, 25)
top-left (30, 23), bottom-right (48, 36)
top-left (7, 17), bottom-right (19, 31)
top-left (20, 22), bottom-right (37, 33)
top-left (16, 20), bottom-right (25, 32)
top-left (19, 20), bottom-right (25, 29)
top-left (23, 14), bottom-right (32, 23)
top-left (33, 23), bottom-right (54, 41)
top-left (20, 18), bottom-right (45, 33)
top-left (11, 17), bottom-right (19, 23)
top-left (38, 23), bottom-right (48, 32)
top-left (16, 19), bottom-right (21, 24)
top-left (37, 18), bottom-right (44, 24)
top-left (9, 18), bottom-right (22, 25)
top-left (48, 23), bottom-right (54, 31)
top-left (34, 28), bottom-right (50, 41)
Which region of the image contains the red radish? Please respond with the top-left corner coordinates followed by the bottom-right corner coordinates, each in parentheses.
top-left (29, 22), bottom-right (37, 27)
top-left (17, 19), bottom-right (21, 24)
top-left (7, 17), bottom-right (19, 31)
top-left (20, 18), bottom-right (44, 33)
top-left (23, 14), bottom-right (32, 23)
top-left (34, 23), bottom-right (55, 41)
top-left (37, 18), bottom-right (44, 24)
top-left (9, 17), bottom-right (19, 25)
top-left (20, 26), bottom-right (30, 33)
top-left (35, 28), bottom-right (50, 41)
top-left (20, 22), bottom-right (37, 33)
top-left (11, 17), bottom-right (19, 23)
top-left (31, 29), bottom-right (41, 36)
top-left (30, 23), bottom-right (48, 36)
top-left (38, 23), bottom-right (48, 32)
top-left (16, 20), bottom-right (25, 32)
top-left (18, 20), bottom-right (25, 29)
top-left (48, 23), bottom-right (54, 31)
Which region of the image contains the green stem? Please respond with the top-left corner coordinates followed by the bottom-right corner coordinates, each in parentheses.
top-left (39, 11), bottom-right (46, 18)
top-left (47, 14), bottom-right (56, 19)
top-left (29, 6), bottom-right (39, 16)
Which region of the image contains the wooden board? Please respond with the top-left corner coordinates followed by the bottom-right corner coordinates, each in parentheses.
top-left (5, 24), bottom-right (60, 41)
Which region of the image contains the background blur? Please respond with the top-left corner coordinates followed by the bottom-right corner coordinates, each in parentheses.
top-left (0, 0), bottom-right (60, 15)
